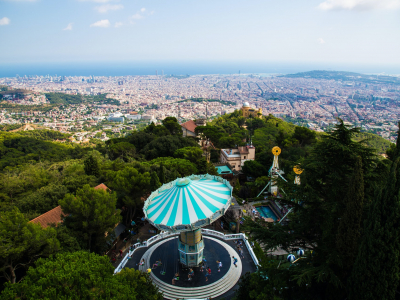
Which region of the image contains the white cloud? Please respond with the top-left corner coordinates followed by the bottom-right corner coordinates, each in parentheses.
top-left (130, 7), bottom-right (147, 21)
top-left (0, 17), bottom-right (10, 26)
top-left (114, 22), bottom-right (123, 28)
top-left (95, 4), bottom-right (123, 13)
top-left (318, 0), bottom-right (400, 11)
top-left (63, 23), bottom-right (73, 30)
top-left (131, 13), bottom-right (144, 20)
top-left (318, 38), bottom-right (326, 44)
top-left (90, 19), bottom-right (110, 28)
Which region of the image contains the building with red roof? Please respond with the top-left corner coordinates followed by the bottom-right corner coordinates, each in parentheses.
top-left (29, 206), bottom-right (65, 229)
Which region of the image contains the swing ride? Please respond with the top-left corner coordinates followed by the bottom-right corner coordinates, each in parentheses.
top-left (143, 174), bottom-right (233, 267)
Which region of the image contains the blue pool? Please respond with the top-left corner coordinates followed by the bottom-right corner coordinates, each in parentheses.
top-left (256, 206), bottom-right (278, 221)
top-left (216, 165), bottom-right (233, 174)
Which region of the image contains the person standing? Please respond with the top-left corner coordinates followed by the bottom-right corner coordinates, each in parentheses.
top-left (232, 256), bottom-right (238, 268)
top-left (239, 248), bottom-right (244, 259)
top-left (172, 272), bottom-right (179, 285)
top-left (205, 267), bottom-right (211, 282)
top-left (217, 261), bottom-right (222, 272)
top-left (188, 268), bottom-right (194, 281)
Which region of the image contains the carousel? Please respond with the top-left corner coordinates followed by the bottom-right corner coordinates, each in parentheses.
top-left (143, 174), bottom-right (232, 266)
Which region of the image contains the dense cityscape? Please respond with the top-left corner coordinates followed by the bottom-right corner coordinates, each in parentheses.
top-left (1, 70), bottom-right (400, 142)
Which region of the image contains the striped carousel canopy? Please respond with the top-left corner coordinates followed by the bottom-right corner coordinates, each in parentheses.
top-left (143, 174), bottom-right (232, 232)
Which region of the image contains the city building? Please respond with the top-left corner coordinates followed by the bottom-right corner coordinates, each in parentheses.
top-left (181, 120), bottom-right (197, 137)
top-left (220, 144), bottom-right (255, 171)
top-left (240, 102), bottom-right (262, 118)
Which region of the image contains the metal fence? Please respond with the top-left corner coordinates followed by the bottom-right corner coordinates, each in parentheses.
top-left (114, 229), bottom-right (259, 274)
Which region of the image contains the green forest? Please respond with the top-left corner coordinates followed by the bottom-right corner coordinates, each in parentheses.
top-left (45, 93), bottom-right (121, 106)
top-left (0, 112), bottom-right (398, 300)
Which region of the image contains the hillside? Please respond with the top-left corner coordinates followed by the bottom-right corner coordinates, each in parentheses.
top-left (178, 98), bottom-right (235, 106)
top-left (282, 70), bottom-right (400, 85)
top-left (45, 93), bottom-right (121, 106)
top-left (353, 131), bottom-right (393, 154)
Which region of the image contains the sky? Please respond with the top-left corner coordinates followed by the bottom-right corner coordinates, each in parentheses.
top-left (0, 0), bottom-right (400, 70)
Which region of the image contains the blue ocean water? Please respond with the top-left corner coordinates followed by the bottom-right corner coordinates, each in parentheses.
top-left (0, 61), bottom-right (399, 78)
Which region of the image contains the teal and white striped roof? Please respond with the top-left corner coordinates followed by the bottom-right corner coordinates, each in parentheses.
top-left (143, 174), bottom-right (232, 231)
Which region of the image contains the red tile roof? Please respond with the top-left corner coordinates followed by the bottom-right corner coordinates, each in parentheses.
top-left (94, 183), bottom-right (110, 191)
top-left (29, 206), bottom-right (65, 228)
top-left (181, 120), bottom-right (197, 133)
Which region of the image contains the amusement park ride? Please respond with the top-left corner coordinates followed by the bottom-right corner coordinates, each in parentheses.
top-left (143, 174), bottom-right (233, 267)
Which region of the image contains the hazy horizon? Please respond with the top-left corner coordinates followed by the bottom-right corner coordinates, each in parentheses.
top-left (1, 0), bottom-right (400, 71)
top-left (1, 60), bottom-right (400, 78)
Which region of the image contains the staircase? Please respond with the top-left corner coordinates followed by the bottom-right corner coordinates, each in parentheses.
top-left (140, 236), bottom-right (242, 300)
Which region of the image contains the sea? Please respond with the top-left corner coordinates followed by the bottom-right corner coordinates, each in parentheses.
top-left (0, 61), bottom-right (399, 78)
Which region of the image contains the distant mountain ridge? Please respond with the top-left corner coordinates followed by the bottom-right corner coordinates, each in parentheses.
top-left (281, 70), bottom-right (400, 85)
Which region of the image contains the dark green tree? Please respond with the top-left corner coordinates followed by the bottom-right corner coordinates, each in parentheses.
top-left (162, 116), bottom-right (182, 135)
top-left (83, 155), bottom-right (100, 177)
top-left (245, 120), bottom-right (379, 299)
top-left (106, 167), bottom-right (150, 225)
top-left (159, 162), bottom-right (166, 184)
top-left (0, 208), bottom-right (60, 284)
top-left (349, 158), bottom-right (400, 300)
top-left (292, 126), bottom-right (317, 146)
top-left (174, 146), bottom-right (203, 163)
top-left (336, 156), bottom-right (364, 275)
top-left (233, 180), bottom-right (241, 195)
top-left (1, 251), bottom-right (163, 300)
top-left (59, 185), bottom-right (121, 253)
top-left (108, 142), bottom-right (136, 160)
top-left (197, 158), bottom-right (208, 174)
top-left (150, 171), bottom-right (162, 191)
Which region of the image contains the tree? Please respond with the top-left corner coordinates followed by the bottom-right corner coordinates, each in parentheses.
top-left (149, 157), bottom-right (198, 178)
top-left (1, 251), bottom-right (163, 300)
top-left (162, 116), bottom-right (182, 135)
top-left (336, 156), bottom-right (364, 275)
top-left (159, 162), bottom-right (166, 184)
top-left (59, 185), bottom-right (121, 253)
top-left (84, 155), bottom-right (100, 177)
top-left (141, 135), bottom-right (198, 160)
top-left (292, 126), bottom-right (316, 146)
top-left (245, 120), bottom-right (380, 299)
top-left (197, 158), bottom-right (208, 174)
top-left (233, 180), bottom-right (241, 195)
top-left (174, 146), bottom-right (203, 163)
top-left (0, 208), bottom-right (59, 284)
top-left (242, 160), bottom-right (267, 178)
top-left (51, 224), bottom-right (81, 253)
top-left (234, 271), bottom-right (281, 300)
top-left (150, 171), bottom-right (162, 191)
top-left (117, 268), bottom-right (163, 300)
top-left (348, 157), bottom-right (400, 300)
top-left (106, 167), bottom-right (150, 225)
top-left (108, 142), bottom-right (136, 161)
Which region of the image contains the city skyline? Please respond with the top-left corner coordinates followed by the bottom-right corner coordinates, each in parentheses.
top-left (1, 0), bottom-right (400, 68)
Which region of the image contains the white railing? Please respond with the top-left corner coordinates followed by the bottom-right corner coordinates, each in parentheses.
top-left (201, 229), bottom-right (260, 267)
top-left (114, 229), bottom-right (259, 274)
